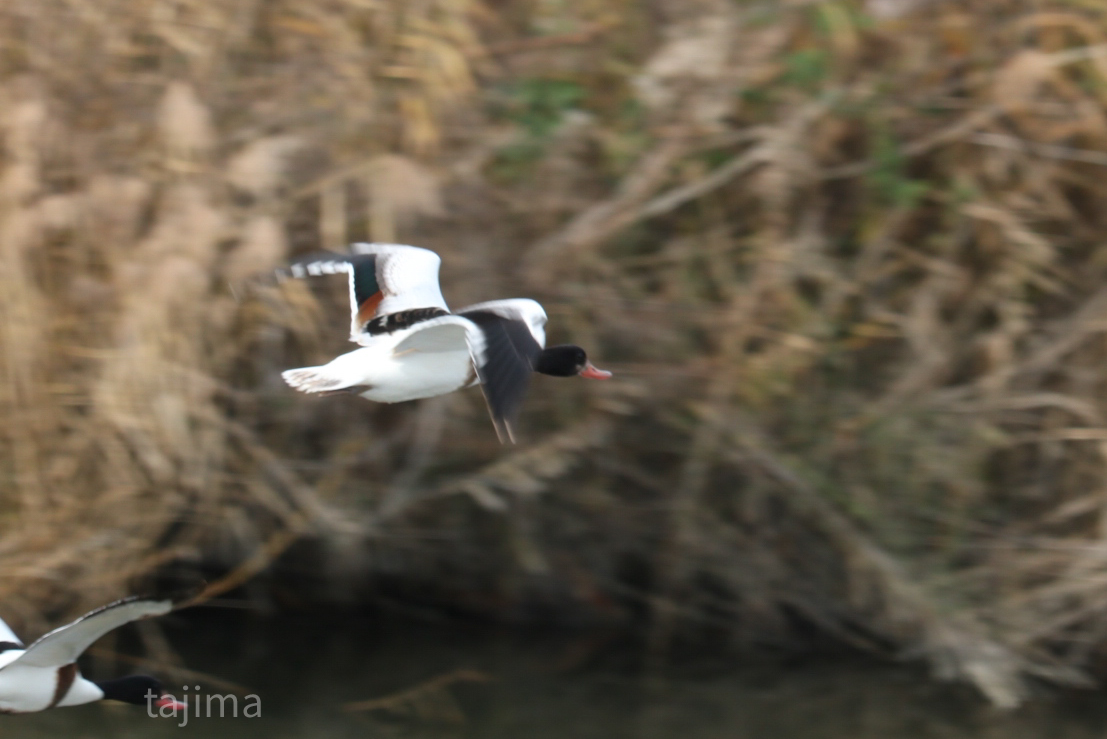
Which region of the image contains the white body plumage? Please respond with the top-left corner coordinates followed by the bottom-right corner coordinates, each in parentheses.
top-left (282, 301), bottom-right (547, 402)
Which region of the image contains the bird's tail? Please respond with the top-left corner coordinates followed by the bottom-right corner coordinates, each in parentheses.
top-left (282, 366), bottom-right (353, 394)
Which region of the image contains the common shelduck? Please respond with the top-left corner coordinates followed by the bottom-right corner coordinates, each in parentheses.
top-left (278, 243), bottom-right (612, 442)
top-left (0, 597), bottom-right (186, 714)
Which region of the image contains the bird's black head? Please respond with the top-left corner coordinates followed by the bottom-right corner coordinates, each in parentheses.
top-left (534, 345), bottom-right (612, 379)
top-left (96, 675), bottom-right (168, 706)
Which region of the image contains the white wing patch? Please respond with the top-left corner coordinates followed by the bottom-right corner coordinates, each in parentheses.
top-left (0, 649), bottom-right (23, 671)
top-left (0, 614), bottom-right (23, 648)
top-left (350, 243), bottom-right (449, 317)
top-left (5, 599), bottom-right (172, 670)
top-left (456, 299), bottom-right (547, 348)
top-left (392, 316), bottom-right (474, 355)
top-left (390, 315), bottom-right (488, 379)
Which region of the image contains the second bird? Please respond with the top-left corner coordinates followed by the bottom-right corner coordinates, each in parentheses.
top-left (278, 243), bottom-right (611, 443)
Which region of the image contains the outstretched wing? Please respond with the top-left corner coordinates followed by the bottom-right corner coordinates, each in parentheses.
top-left (280, 243), bottom-right (448, 343)
top-left (456, 300), bottom-right (548, 444)
top-left (349, 243), bottom-right (447, 313)
top-left (282, 250), bottom-right (382, 339)
top-left (5, 598), bottom-right (172, 670)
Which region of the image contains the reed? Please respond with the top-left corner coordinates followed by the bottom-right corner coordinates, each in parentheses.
top-left (3, 0), bottom-right (1107, 708)
top-left (0, 0), bottom-right (477, 632)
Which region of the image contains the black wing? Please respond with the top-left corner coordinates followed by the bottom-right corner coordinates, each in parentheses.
top-left (460, 310), bottom-right (543, 443)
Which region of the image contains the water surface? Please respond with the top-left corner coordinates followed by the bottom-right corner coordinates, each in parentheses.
top-left (6, 608), bottom-right (1107, 738)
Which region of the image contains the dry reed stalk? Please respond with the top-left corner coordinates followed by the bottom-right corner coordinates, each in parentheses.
top-left (0, 0), bottom-right (478, 637)
top-left (481, 0), bottom-right (1107, 706)
top-left (6, 0), bottom-right (1107, 712)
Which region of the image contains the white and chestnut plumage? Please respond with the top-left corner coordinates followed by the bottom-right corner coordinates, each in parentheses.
top-left (278, 243), bottom-right (611, 442)
top-left (0, 597), bottom-right (185, 714)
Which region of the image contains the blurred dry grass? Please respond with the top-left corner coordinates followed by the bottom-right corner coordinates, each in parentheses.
top-left (7, 0), bottom-right (1107, 708)
top-left (0, 0), bottom-right (479, 635)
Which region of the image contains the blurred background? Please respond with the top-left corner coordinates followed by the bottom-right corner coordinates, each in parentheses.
top-left (8, 0), bottom-right (1107, 734)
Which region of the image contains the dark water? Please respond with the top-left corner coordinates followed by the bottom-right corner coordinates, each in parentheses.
top-left (6, 607), bottom-right (1107, 738)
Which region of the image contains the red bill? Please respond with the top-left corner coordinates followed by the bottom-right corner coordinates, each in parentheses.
top-left (580, 363), bottom-right (612, 379)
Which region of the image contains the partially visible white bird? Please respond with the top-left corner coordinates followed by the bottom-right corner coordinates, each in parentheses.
top-left (278, 243), bottom-right (611, 442)
top-left (0, 597), bottom-right (186, 714)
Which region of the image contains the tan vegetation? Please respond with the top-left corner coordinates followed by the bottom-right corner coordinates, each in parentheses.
top-left (6, 0), bottom-right (1107, 708)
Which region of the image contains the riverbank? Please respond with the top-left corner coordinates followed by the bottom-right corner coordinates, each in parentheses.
top-left (9, 605), bottom-right (1107, 739)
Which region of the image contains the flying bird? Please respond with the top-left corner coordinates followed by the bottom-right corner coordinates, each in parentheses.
top-left (278, 243), bottom-right (611, 442)
top-left (0, 597), bottom-right (186, 714)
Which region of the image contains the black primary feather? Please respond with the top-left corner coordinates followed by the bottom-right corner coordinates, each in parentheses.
top-left (363, 307), bottom-right (450, 336)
